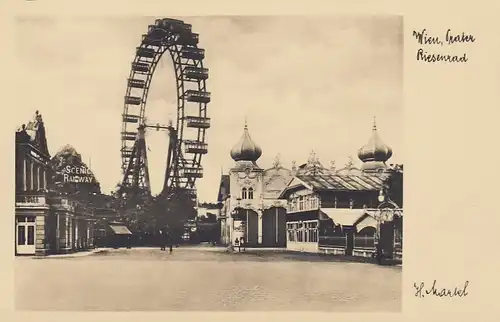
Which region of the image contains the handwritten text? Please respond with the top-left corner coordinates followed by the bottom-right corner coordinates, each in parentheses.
top-left (414, 280), bottom-right (469, 298)
top-left (413, 29), bottom-right (475, 63)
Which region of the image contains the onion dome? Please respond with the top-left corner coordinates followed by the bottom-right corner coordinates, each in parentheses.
top-left (230, 121), bottom-right (262, 162)
top-left (358, 117), bottom-right (393, 171)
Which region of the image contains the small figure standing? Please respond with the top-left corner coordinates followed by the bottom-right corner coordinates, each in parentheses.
top-left (240, 237), bottom-right (246, 252)
top-left (375, 244), bottom-right (383, 265)
top-left (235, 237), bottom-right (240, 253)
top-left (159, 229), bottom-right (166, 251)
top-left (167, 232), bottom-right (173, 254)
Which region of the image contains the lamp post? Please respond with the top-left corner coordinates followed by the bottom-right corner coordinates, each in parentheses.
top-left (374, 187), bottom-right (402, 259)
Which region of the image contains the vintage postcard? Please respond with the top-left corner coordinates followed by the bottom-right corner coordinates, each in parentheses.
top-left (13, 15), bottom-right (403, 311)
top-left (6, 0), bottom-right (497, 320)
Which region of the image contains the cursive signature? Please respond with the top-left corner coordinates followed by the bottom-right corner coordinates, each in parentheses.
top-left (414, 280), bottom-right (469, 298)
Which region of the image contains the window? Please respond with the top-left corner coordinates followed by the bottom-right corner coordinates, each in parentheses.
top-left (302, 221), bottom-right (318, 242)
top-left (241, 188), bottom-right (247, 199)
top-left (289, 198), bottom-right (297, 212)
top-left (17, 226), bottom-right (26, 245)
top-left (287, 223), bottom-right (295, 242)
top-left (311, 196), bottom-right (318, 209)
top-left (33, 165), bottom-right (39, 191)
top-left (39, 168), bottom-right (45, 190)
top-left (27, 226), bottom-right (35, 245)
top-left (299, 196), bottom-right (304, 211)
top-left (248, 188), bottom-right (254, 199)
top-left (26, 160), bottom-right (32, 191)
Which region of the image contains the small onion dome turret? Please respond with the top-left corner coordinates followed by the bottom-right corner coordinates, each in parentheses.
top-left (230, 121), bottom-right (262, 162)
top-left (358, 117), bottom-right (393, 171)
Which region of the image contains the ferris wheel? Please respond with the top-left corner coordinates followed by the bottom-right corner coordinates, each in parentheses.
top-left (119, 18), bottom-right (210, 200)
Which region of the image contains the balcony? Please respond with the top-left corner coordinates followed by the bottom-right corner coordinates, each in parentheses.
top-left (184, 90), bottom-right (211, 103)
top-left (185, 116), bottom-right (210, 129)
top-left (128, 79), bottom-right (146, 89)
top-left (131, 62), bottom-right (150, 73)
top-left (124, 96), bottom-right (142, 105)
top-left (184, 140), bottom-right (208, 154)
top-left (136, 47), bottom-right (156, 59)
top-left (181, 47), bottom-right (205, 60)
top-left (183, 67), bottom-right (209, 80)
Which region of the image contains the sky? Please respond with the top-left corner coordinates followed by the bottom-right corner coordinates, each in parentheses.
top-left (14, 15), bottom-right (403, 202)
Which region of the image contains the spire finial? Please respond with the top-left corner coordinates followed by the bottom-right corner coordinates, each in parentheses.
top-left (244, 116), bottom-right (248, 129)
top-left (373, 116), bottom-right (377, 131)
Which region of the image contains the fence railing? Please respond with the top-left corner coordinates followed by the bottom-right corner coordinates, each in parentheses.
top-left (319, 235), bottom-right (346, 248)
top-left (354, 236), bottom-right (375, 249)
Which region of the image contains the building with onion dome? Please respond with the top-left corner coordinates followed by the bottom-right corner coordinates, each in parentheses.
top-left (278, 118), bottom-right (403, 261)
top-left (217, 121), bottom-right (293, 247)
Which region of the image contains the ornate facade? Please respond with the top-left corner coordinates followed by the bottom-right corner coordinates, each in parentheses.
top-left (15, 111), bottom-right (97, 256)
top-left (218, 122), bottom-right (293, 247)
top-left (279, 118), bottom-right (403, 261)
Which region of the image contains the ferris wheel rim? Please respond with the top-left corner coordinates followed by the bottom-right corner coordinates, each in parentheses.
top-left (119, 18), bottom-right (211, 198)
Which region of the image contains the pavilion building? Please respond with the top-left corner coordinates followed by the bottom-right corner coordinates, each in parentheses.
top-left (278, 118), bottom-right (403, 260)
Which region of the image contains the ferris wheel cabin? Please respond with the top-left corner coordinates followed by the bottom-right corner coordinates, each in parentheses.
top-left (122, 114), bottom-right (140, 123)
top-left (178, 33), bottom-right (199, 46)
top-left (131, 62), bottom-right (151, 73)
top-left (184, 140), bottom-right (208, 154)
top-left (184, 90), bottom-right (211, 103)
top-left (128, 79), bottom-right (147, 89)
top-left (181, 48), bottom-right (205, 60)
top-left (185, 116), bottom-right (211, 129)
top-left (136, 47), bottom-right (156, 59)
top-left (121, 147), bottom-right (134, 158)
top-left (180, 167), bottom-right (204, 179)
top-left (121, 131), bottom-right (137, 141)
top-left (183, 67), bottom-right (209, 80)
top-left (124, 96), bottom-right (142, 105)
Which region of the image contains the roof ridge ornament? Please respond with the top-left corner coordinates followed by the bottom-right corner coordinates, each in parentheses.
top-left (273, 153), bottom-right (282, 168)
top-left (330, 160), bottom-right (336, 172)
top-left (346, 156), bottom-right (354, 169)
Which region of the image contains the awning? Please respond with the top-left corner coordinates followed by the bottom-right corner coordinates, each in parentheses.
top-left (109, 224), bottom-right (133, 235)
top-left (319, 208), bottom-right (366, 227)
top-left (355, 214), bottom-right (378, 231)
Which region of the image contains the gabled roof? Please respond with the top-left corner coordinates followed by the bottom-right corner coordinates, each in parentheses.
top-left (278, 173), bottom-right (386, 199)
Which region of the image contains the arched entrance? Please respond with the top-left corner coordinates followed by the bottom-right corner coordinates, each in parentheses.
top-left (262, 207), bottom-right (287, 247)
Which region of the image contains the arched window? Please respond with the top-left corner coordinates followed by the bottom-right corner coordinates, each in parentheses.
top-left (248, 187), bottom-right (254, 199)
top-left (241, 188), bottom-right (247, 199)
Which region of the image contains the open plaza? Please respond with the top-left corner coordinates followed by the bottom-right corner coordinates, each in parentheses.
top-left (15, 247), bottom-right (401, 311)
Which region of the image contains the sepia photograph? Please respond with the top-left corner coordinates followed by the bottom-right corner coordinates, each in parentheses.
top-left (14, 15), bottom-right (403, 311)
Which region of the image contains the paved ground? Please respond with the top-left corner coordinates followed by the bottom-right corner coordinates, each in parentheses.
top-left (15, 247), bottom-right (401, 311)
